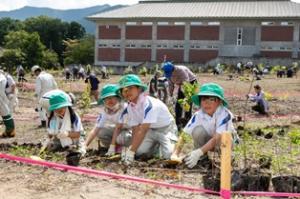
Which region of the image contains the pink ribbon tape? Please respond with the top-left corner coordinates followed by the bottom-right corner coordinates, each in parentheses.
top-left (1, 153), bottom-right (300, 198)
top-left (220, 189), bottom-right (231, 199)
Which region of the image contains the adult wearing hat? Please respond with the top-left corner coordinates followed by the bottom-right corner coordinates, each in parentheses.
top-left (171, 83), bottom-right (237, 168)
top-left (0, 72), bottom-right (15, 138)
top-left (32, 65), bottom-right (57, 128)
top-left (162, 62), bottom-right (197, 130)
top-left (117, 74), bottom-right (178, 164)
top-left (85, 84), bottom-right (132, 155)
top-left (46, 92), bottom-right (86, 155)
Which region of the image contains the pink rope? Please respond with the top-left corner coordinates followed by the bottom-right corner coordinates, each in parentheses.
top-left (1, 153), bottom-right (300, 198)
top-left (0, 153), bottom-right (218, 195)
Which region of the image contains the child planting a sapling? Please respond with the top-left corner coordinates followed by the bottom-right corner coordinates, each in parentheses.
top-left (247, 84), bottom-right (269, 115)
top-left (171, 83), bottom-right (237, 168)
top-left (85, 84), bottom-right (132, 155)
top-left (46, 92), bottom-right (86, 158)
top-left (117, 74), bottom-right (178, 164)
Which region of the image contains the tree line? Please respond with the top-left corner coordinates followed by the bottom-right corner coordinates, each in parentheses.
top-left (0, 16), bottom-right (94, 73)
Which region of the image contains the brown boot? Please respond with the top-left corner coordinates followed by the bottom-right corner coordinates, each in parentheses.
top-left (0, 129), bottom-right (16, 138)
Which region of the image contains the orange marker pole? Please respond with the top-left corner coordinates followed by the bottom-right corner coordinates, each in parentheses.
top-left (220, 132), bottom-right (232, 199)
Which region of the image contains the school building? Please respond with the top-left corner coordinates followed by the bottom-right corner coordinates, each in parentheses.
top-left (88, 0), bottom-right (300, 66)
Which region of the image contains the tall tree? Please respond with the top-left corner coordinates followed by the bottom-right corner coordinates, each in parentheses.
top-left (63, 35), bottom-right (94, 65)
top-left (0, 49), bottom-right (24, 74)
top-left (24, 16), bottom-right (86, 65)
top-left (0, 18), bottom-right (24, 45)
top-left (4, 30), bottom-right (45, 69)
top-left (66, 21), bottom-right (86, 40)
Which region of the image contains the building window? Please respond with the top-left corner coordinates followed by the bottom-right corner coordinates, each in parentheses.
top-left (262, 22), bottom-right (274, 26)
top-left (174, 22), bottom-right (185, 26)
top-left (173, 44), bottom-right (183, 49)
top-left (126, 44), bottom-right (136, 48)
top-left (142, 22), bottom-right (153, 25)
top-left (191, 22), bottom-right (203, 26)
top-left (237, 28), bottom-right (243, 46)
top-left (208, 21), bottom-right (220, 26)
top-left (112, 44), bottom-right (120, 48)
top-left (281, 21), bottom-right (293, 26)
top-left (157, 22), bottom-right (169, 25)
top-left (141, 44), bottom-right (152, 48)
top-left (126, 22), bottom-right (137, 26)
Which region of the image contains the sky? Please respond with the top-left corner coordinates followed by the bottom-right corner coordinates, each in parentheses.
top-left (0, 0), bottom-right (140, 11)
top-left (0, 0), bottom-right (300, 11)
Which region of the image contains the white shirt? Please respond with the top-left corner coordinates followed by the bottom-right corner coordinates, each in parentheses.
top-left (96, 103), bottom-right (129, 129)
top-left (249, 91), bottom-right (269, 112)
top-left (184, 106), bottom-right (235, 136)
top-left (79, 67), bottom-right (85, 73)
top-left (35, 72), bottom-right (58, 100)
top-left (124, 94), bottom-right (174, 128)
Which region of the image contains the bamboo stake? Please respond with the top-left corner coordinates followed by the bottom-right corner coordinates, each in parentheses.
top-left (220, 132), bottom-right (232, 199)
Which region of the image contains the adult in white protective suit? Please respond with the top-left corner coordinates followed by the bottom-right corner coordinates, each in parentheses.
top-left (0, 70), bottom-right (18, 113)
top-left (0, 73), bottom-right (15, 138)
top-left (32, 65), bottom-right (58, 128)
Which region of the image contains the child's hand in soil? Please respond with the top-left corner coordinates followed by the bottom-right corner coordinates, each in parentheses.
top-left (185, 148), bottom-right (203, 168)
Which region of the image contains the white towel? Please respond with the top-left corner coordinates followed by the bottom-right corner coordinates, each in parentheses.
top-left (56, 108), bottom-right (73, 147)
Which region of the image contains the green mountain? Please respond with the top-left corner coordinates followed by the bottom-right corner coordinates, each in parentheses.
top-left (0, 5), bottom-right (125, 34)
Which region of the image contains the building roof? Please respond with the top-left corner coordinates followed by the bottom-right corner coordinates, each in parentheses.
top-left (87, 0), bottom-right (300, 21)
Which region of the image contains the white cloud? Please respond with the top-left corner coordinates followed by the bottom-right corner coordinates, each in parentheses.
top-left (0, 0), bottom-right (27, 11)
top-left (1, 0), bottom-right (300, 11)
top-left (27, 0), bottom-right (139, 9)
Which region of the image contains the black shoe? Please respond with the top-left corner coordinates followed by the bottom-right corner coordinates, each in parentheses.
top-left (38, 121), bottom-right (47, 128)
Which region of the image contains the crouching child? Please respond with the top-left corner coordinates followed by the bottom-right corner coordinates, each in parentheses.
top-left (171, 83), bottom-right (237, 168)
top-left (118, 74), bottom-right (178, 164)
top-left (46, 92), bottom-right (86, 159)
top-left (85, 84), bottom-right (132, 155)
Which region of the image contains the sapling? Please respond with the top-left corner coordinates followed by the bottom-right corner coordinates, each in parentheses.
top-left (139, 66), bottom-right (148, 77)
top-left (177, 82), bottom-right (199, 112)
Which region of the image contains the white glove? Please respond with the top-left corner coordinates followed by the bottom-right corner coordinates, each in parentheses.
top-left (121, 146), bottom-right (135, 164)
top-left (185, 148), bottom-right (204, 168)
top-left (105, 144), bottom-right (116, 156)
top-left (57, 131), bottom-right (69, 139)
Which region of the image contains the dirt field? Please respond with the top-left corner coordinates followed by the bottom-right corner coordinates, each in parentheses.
top-left (0, 73), bottom-right (299, 198)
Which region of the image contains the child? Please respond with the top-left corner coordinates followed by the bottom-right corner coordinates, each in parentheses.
top-left (46, 92), bottom-right (86, 156)
top-left (118, 74), bottom-right (178, 164)
top-left (85, 84), bottom-right (132, 155)
top-left (39, 89), bottom-right (74, 119)
top-left (247, 85), bottom-right (269, 115)
top-left (171, 83), bottom-right (236, 168)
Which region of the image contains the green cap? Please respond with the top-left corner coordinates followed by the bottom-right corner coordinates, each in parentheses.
top-left (191, 83), bottom-right (228, 107)
top-left (98, 84), bottom-right (120, 105)
top-left (118, 74), bottom-right (147, 93)
top-left (49, 93), bottom-right (72, 111)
